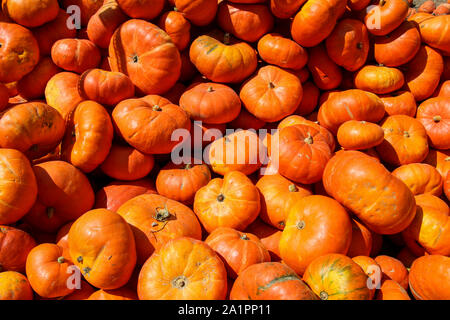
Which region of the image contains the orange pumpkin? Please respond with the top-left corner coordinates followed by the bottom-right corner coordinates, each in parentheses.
top-left (354, 65), bottom-right (405, 94)
top-left (423, 149), bottom-right (450, 178)
top-left (380, 91), bottom-right (417, 117)
top-left (0, 271), bottom-right (33, 300)
top-left (62, 0), bottom-right (103, 26)
top-left (158, 10), bottom-right (191, 52)
top-left (419, 15), bottom-right (450, 55)
top-left (62, 280), bottom-right (96, 300)
top-left (0, 226), bottom-right (36, 273)
top-left (374, 255), bottom-right (409, 290)
top-left (307, 44), bottom-right (343, 90)
top-left (352, 255), bottom-right (381, 299)
top-left (337, 120), bottom-right (385, 150)
top-left (392, 163), bottom-right (443, 196)
top-left (364, 0), bottom-right (409, 36)
top-left (2, 0), bottom-right (58, 27)
top-left (409, 255), bottom-right (450, 300)
top-left (88, 287), bottom-right (138, 300)
top-left (172, 0), bottom-right (218, 26)
top-left (116, 0), bottom-right (164, 20)
top-left (258, 33), bottom-right (308, 70)
top-left (347, 219), bottom-right (373, 258)
top-left (376, 280), bottom-right (411, 300)
top-left (270, 0), bottom-right (307, 19)
top-left (51, 39), bottom-right (101, 74)
top-left (416, 97), bottom-right (450, 150)
top-left (244, 219), bottom-right (282, 262)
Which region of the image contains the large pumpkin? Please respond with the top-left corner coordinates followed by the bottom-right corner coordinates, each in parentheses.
top-left (0, 226), bottom-right (36, 273)
top-left (2, 0), bottom-right (58, 27)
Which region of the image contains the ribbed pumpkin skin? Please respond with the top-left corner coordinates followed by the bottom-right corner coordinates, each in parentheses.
top-left (409, 255), bottom-right (450, 300)
top-left (392, 163), bottom-right (443, 196)
top-left (416, 97), bottom-right (450, 150)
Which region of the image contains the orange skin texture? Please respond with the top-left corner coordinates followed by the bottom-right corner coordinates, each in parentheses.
top-left (418, 0), bottom-right (435, 13)
top-left (217, 2), bottom-right (274, 43)
top-left (158, 11), bottom-right (191, 51)
top-left (307, 44), bottom-right (342, 90)
top-left (258, 33), bottom-right (308, 70)
top-left (380, 91), bottom-right (417, 117)
top-left (180, 82), bottom-right (241, 124)
top-left (294, 81), bottom-right (319, 116)
top-left (325, 19), bottom-right (369, 72)
top-left (63, 280), bottom-right (95, 300)
top-left (347, 219), bottom-right (373, 258)
top-left (374, 21), bottom-right (421, 67)
top-left (276, 124), bottom-right (332, 184)
top-left (392, 163), bottom-right (443, 196)
top-left (230, 262), bottom-right (318, 300)
top-left (364, 0), bottom-right (409, 36)
top-left (318, 89), bottom-right (385, 135)
top-left (0, 102), bottom-right (65, 160)
top-left (62, 101), bottom-right (113, 173)
top-left (51, 39), bottom-right (101, 74)
top-left (112, 98), bottom-right (191, 155)
top-left (2, 0), bottom-right (59, 28)
top-left (409, 255), bottom-right (450, 300)
top-left (0, 226), bottom-right (36, 273)
top-left (88, 287), bottom-right (138, 300)
top-left (352, 255), bottom-right (381, 299)
top-left (270, 0), bottom-right (307, 19)
top-left (109, 19), bottom-right (181, 95)
top-left (45, 72), bottom-right (84, 123)
top-left (78, 68), bottom-right (135, 106)
top-left (62, 0), bottom-right (103, 26)
top-left (433, 80), bottom-right (450, 98)
top-left (25, 243), bottom-right (75, 298)
top-left (291, 0), bottom-right (347, 47)
top-left (173, 0), bottom-right (218, 26)
top-left (0, 22), bottom-right (40, 83)
top-left (86, 0), bottom-right (128, 49)
top-left (419, 15), bottom-right (450, 54)
top-left (245, 219), bottom-right (282, 262)
top-left (256, 174), bottom-right (312, 230)
top-left (416, 97), bottom-right (450, 150)
top-left (280, 195), bottom-right (352, 276)
top-left (303, 253), bottom-right (371, 300)
top-left (117, 194), bottom-right (202, 265)
top-left (194, 171), bottom-right (260, 233)
top-left (402, 194), bottom-right (450, 256)
top-left (354, 65), bottom-right (405, 95)
top-left (189, 31), bottom-right (257, 83)
top-left (94, 179), bottom-right (157, 212)
top-left (348, 0), bottom-right (371, 11)
top-left (138, 237), bottom-right (228, 300)
top-left (205, 227), bottom-right (271, 279)
top-left (376, 280), bottom-right (411, 300)
top-left (17, 57), bottom-right (61, 100)
top-left (323, 150), bottom-right (417, 235)
top-left (240, 65), bottom-right (303, 122)
top-left (403, 45), bottom-right (444, 101)
top-left (0, 149), bottom-right (37, 225)
top-left (207, 129), bottom-right (264, 176)
top-left (24, 161), bottom-right (95, 233)
top-left (69, 208), bottom-right (136, 290)
top-left (0, 271), bottom-right (33, 300)
top-left (116, 0), bottom-right (164, 19)
top-left (376, 115), bottom-right (429, 166)
top-left (100, 144), bottom-right (154, 181)
top-left (337, 120), bottom-right (384, 150)
top-left (374, 255), bottom-right (409, 290)
top-left (423, 149), bottom-right (450, 178)
top-left (156, 162), bottom-right (211, 206)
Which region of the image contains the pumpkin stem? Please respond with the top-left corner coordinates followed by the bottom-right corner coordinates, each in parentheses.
top-left (433, 115), bottom-right (442, 123)
top-left (207, 86), bottom-right (215, 93)
top-left (154, 205), bottom-right (171, 222)
top-left (288, 184), bottom-right (298, 192)
top-left (46, 207), bottom-right (55, 219)
top-left (172, 276), bottom-right (188, 289)
top-left (57, 256), bottom-right (65, 264)
top-left (403, 131), bottom-right (410, 138)
top-left (132, 55), bottom-right (138, 63)
top-left (173, 7), bottom-right (178, 11)
top-left (297, 221), bottom-right (305, 230)
top-left (268, 82), bottom-right (275, 89)
top-left (320, 291), bottom-right (329, 300)
top-left (152, 105), bottom-right (162, 111)
top-left (240, 234), bottom-right (249, 240)
top-left (184, 163), bottom-right (193, 169)
top-left (445, 157), bottom-right (450, 162)
top-left (217, 194), bottom-right (225, 202)
top-left (223, 33), bottom-right (231, 45)
top-left (304, 133), bottom-right (313, 144)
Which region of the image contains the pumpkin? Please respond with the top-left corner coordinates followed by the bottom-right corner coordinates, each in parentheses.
top-left (69, 209), bottom-right (136, 289)
top-left (78, 68), bottom-right (135, 106)
top-left (352, 255), bottom-right (381, 299)
top-left (217, 2), bottom-right (274, 43)
top-left (51, 39), bottom-right (101, 75)
top-left (374, 255), bottom-right (409, 290)
top-left (205, 227), bottom-right (270, 278)
top-left (112, 97), bottom-right (191, 155)
top-left (423, 149), bottom-right (450, 178)
top-left (172, 0), bottom-right (218, 26)
top-left (376, 280), bottom-right (411, 300)
top-left (376, 115), bottom-right (429, 166)
top-left (193, 171), bottom-right (260, 233)
top-left (270, 0), bottom-right (307, 19)
top-left (307, 44), bottom-right (343, 90)
top-left (0, 271), bottom-right (33, 300)
top-left (25, 243), bottom-right (75, 298)
top-left (337, 120), bottom-right (385, 150)
top-left (323, 150), bottom-right (416, 235)
top-left (109, 19), bottom-right (181, 95)
top-left (303, 253), bottom-right (371, 300)
top-left (403, 45), bottom-right (444, 101)
top-left (240, 65), bottom-right (303, 122)
top-left (374, 21), bottom-right (421, 67)
top-left (417, 0), bottom-right (435, 13)
top-left (409, 255), bottom-right (450, 300)
top-left (94, 179), bottom-right (157, 212)
top-left (17, 57), bottom-right (61, 100)
top-left (354, 65), bottom-right (405, 95)
top-left (0, 102), bottom-right (65, 159)
top-left (244, 219), bottom-right (282, 261)
top-left (62, 0), bottom-right (103, 26)
top-left (416, 97), bottom-right (450, 150)
top-left (258, 33), bottom-right (308, 70)
top-left (364, 0), bottom-right (409, 36)
top-left (2, 0), bottom-right (59, 28)
top-left (230, 262), bottom-right (318, 300)
top-left (0, 226), bottom-right (36, 273)
top-left (180, 82), bottom-right (241, 124)
top-left (189, 31), bottom-right (258, 83)
top-left (325, 19), bottom-right (369, 72)
top-left (86, 0), bottom-right (128, 49)
top-left (434, 3), bottom-right (450, 15)
top-left (0, 22), bottom-right (40, 83)
top-left (138, 237), bottom-right (227, 300)
top-left (433, 80), bottom-right (450, 97)
top-left (0, 148), bottom-right (37, 225)
top-left (392, 163), bottom-right (443, 196)
top-left (117, 194), bottom-right (202, 265)
top-left (419, 15), bottom-right (450, 55)
top-left (116, 0), bottom-right (164, 19)
top-left (45, 72), bottom-right (84, 122)
top-left (156, 162), bottom-right (211, 205)
top-left (279, 195), bottom-right (352, 275)
top-left (24, 160), bottom-right (95, 233)
top-left (290, 0), bottom-right (347, 47)
top-left (380, 91), bottom-right (417, 117)
top-left (88, 288), bottom-right (138, 300)
top-left (347, 219), bottom-right (373, 258)
top-left (158, 10), bottom-right (191, 51)
top-left (348, 0), bottom-right (371, 11)
top-left (318, 89), bottom-right (385, 135)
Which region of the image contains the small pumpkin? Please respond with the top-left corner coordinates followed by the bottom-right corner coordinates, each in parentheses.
top-left (392, 163), bottom-right (443, 196)
top-left (116, 0), bottom-right (164, 20)
top-left (51, 39), bottom-right (101, 74)
top-left (374, 255), bottom-right (409, 290)
top-left (409, 255), bottom-right (450, 300)
top-left (337, 120), bottom-right (385, 150)
top-left (347, 219), bottom-right (373, 258)
top-left (158, 10), bottom-right (191, 52)
top-left (0, 271), bottom-right (33, 300)
top-left (416, 97), bottom-right (450, 150)
top-left (0, 226), bottom-right (36, 273)
top-left (380, 91), bottom-right (417, 117)
top-left (2, 0), bottom-right (59, 28)
top-left (258, 33), bottom-right (308, 70)
top-left (307, 44), bottom-right (343, 90)
top-left (354, 65), bottom-right (405, 95)
top-left (364, 0), bottom-right (409, 36)
top-left (376, 280), bottom-right (411, 300)
top-left (172, 0), bottom-right (218, 26)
